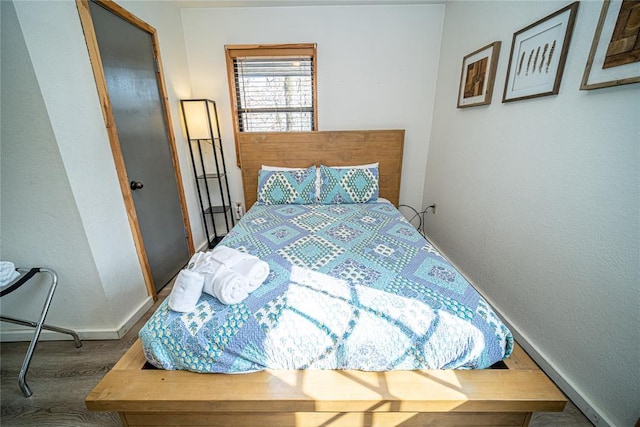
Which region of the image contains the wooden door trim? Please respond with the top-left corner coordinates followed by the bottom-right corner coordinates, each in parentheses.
top-left (76, 0), bottom-right (194, 300)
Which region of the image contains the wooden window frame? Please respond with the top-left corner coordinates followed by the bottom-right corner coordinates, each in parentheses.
top-left (225, 44), bottom-right (318, 166)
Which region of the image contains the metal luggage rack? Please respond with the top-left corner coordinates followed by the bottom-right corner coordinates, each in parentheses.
top-left (0, 267), bottom-right (82, 397)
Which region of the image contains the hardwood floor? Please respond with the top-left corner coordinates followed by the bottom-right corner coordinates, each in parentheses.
top-left (1, 284), bottom-right (593, 427)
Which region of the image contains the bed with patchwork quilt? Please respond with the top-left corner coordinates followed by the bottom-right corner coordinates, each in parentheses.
top-left (139, 200), bottom-right (513, 373)
top-left (87, 130), bottom-right (565, 427)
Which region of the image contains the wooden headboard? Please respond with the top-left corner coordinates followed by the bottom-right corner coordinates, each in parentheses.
top-left (238, 130), bottom-right (405, 208)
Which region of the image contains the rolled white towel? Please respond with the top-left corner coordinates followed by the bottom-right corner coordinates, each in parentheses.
top-left (209, 245), bottom-right (252, 267)
top-left (231, 258), bottom-right (270, 293)
top-left (203, 266), bottom-right (249, 305)
top-left (168, 269), bottom-right (204, 313)
top-left (192, 252), bottom-right (228, 275)
top-left (0, 261), bottom-right (20, 288)
top-left (210, 246), bottom-right (270, 292)
top-left (201, 264), bottom-right (226, 295)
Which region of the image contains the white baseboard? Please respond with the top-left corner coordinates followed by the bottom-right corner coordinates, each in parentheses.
top-left (0, 296), bottom-right (153, 342)
top-left (114, 296), bottom-right (154, 338)
top-left (504, 325), bottom-right (612, 427)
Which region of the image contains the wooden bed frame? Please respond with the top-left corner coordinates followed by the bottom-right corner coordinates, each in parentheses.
top-left (86, 130), bottom-right (566, 426)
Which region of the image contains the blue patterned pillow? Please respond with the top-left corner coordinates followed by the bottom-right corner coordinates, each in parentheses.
top-left (257, 166), bottom-right (317, 205)
top-left (318, 165), bottom-right (379, 204)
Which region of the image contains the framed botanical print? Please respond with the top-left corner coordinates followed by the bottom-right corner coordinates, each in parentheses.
top-left (503, 2), bottom-right (579, 102)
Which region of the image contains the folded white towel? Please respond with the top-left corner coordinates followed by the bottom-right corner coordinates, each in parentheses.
top-left (210, 246), bottom-right (270, 293)
top-left (231, 258), bottom-right (270, 293)
top-left (202, 265), bottom-right (249, 305)
top-left (186, 252), bottom-right (207, 271)
top-left (189, 251), bottom-right (230, 276)
top-left (210, 245), bottom-right (252, 267)
top-left (0, 261), bottom-right (20, 288)
top-left (168, 269), bottom-right (204, 313)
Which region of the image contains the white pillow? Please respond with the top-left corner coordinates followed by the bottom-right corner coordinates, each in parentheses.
top-left (326, 162), bottom-right (379, 169)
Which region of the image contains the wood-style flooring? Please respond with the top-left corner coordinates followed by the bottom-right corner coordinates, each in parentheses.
top-left (1, 285), bottom-right (593, 426)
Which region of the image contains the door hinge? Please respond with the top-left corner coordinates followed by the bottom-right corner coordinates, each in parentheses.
top-left (154, 57), bottom-right (160, 73)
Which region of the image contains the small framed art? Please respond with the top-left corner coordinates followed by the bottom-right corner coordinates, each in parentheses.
top-left (581, 0), bottom-right (640, 90)
top-left (503, 2), bottom-right (579, 102)
top-left (457, 41), bottom-right (501, 108)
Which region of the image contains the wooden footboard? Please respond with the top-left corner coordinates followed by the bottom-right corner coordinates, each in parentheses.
top-left (86, 340), bottom-right (566, 427)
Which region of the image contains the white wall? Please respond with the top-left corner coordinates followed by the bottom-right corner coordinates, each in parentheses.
top-left (1, 0), bottom-right (115, 334)
top-left (424, 2), bottom-right (640, 426)
top-left (180, 3), bottom-right (445, 210)
top-left (1, 0), bottom-right (197, 339)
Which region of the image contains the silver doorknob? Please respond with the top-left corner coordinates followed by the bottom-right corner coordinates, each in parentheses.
top-left (130, 181), bottom-right (144, 190)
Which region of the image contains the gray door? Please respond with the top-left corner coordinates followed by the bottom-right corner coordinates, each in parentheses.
top-left (89, 1), bottom-right (189, 291)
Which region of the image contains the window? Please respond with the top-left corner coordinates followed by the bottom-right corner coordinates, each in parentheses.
top-left (225, 44), bottom-right (317, 164)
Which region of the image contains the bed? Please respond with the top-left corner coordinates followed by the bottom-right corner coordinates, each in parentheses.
top-left (86, 130), bottom-right (566, 426)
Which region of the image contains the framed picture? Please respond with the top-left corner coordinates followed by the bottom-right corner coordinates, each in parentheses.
top-left (457, 41), bottom-right (501, 108)
top-left (581, 0), bottom-right (640, 90)
top-left (503, 2), bottom-right (579, 102)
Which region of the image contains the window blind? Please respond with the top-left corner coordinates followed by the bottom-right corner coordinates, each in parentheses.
top-left (233, 56), bottom-right (315, 132)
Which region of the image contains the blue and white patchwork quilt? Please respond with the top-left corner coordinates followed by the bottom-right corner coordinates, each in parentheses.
top-left (140, 200), bottom-right (513, 372)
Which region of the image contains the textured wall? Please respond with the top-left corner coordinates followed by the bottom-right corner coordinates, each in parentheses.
top-left (180, 3), bottom-right (446, 211)
top-left (423, 2), bottom-right (640, 426)
top-left (3, 0), bottom-right (207, 338)
top-left (1, 0), bottom-right (115, 335)
top-left (1, 0), bottom-right (200, 339)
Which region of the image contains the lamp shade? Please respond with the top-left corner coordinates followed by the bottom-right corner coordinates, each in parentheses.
top-left (181, 99), bottom-right (216, 140)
